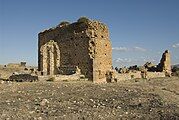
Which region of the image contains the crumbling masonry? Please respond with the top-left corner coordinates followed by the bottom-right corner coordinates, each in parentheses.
top-left (157, 50), bottom-right (171, 76)
top-left (40, 40), bottom-right (60, 75)
top-left (38, 18), bottom-right (112, 82)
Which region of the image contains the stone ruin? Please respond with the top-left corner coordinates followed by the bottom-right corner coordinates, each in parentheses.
top-left (157, 50), bottom-right (171, 76)
top-left (38, 17), bottom-right (171, 83)
top-left (38, 17), bottom-right (112, 82)
top-left (4, 62), bottom-right (27, 68)
top-left (111, 50), bottom-right (172, 82)
top-left (39, 40), bottom-right (60, 75)
top-left (0, 18), bottom-right (171, 83)
top-left (0, 61), bottom-right (40, 82)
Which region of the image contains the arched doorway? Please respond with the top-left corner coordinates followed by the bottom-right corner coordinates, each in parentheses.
top-left (40, 40), bottom-right (60, 75)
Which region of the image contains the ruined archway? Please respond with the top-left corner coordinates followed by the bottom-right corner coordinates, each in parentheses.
top-left (40, 40), bottom-right (60, 75)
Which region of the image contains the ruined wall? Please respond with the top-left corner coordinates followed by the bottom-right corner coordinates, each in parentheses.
top-left (115, 71), bottom-right (166, 81)
top-left (87, 21), bottom-right (112, 83)
top-left (147, 72), bottom-right (165, 78)
top-left (116, 71), bottom-right (141, 81)
top-left (7, 63), bottom-right (23, 68)
top-left (39, 22), bottom-right (92, 78)
top-left (38, 18), bottom-right (112, 82)
top-left (157, 50), bottom-right (171, 76)
top-left (116, 73), bottom-right (133, 81)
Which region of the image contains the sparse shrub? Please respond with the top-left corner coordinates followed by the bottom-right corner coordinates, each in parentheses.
top-left (172, 66), bottom-right (179, 72)
top-left (176, 71), bottom-right (179, 76)
top-left (172, 71), bottom-right (179, 77)
top-left (24, 68), bottom-right (28, 71)
top-left (134, 78), bottom-right (140, 82)
top-left (115, 67), bottom-right (119, 72)
top-left (131, 75), bottom-right (134, 79)
top-left (9, 74), bottom-right (38, 82)
top-left (77, 17), bottom-right (90, 23)
top-left (46, 77), bottom-right (55, 82)
top-left (62, 79), bottom-right (68, 82)
top-left (172, 66), bottom-right (179, 77)
top-left (119, 67), bottom-right (128, 73)
top-left (129, 65), bottom-right (138, 71)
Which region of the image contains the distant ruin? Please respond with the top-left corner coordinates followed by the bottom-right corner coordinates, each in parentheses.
top-left (157, 50), bottom-right (171, 76)
top-left (110, 50), bottom-right (172, 82)
top-left (38, 17), bottom-right (112, 82)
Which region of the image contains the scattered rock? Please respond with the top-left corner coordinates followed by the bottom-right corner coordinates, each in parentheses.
top-left (40, 99), bottom-right (49, 106)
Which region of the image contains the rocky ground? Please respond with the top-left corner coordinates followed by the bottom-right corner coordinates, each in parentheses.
top-left (0, 77), bottom-right (179, 120)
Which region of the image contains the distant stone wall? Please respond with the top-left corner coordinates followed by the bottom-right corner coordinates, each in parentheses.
top-left (5, 62), bottom-right (27, 68)
top-left (116, 73), bottom-right (132, 81)
top-left (146, 72), bottom-right (165, 78)
top-left (115, 71), bottom-right (166, 81)
top-left (7, 63), bottom-right (21, 68)
top-left (116, 71), bottom-right (141, 81)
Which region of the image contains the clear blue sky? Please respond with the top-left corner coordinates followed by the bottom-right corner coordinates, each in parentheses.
top-left (0, 0), bottom-right (179, 67)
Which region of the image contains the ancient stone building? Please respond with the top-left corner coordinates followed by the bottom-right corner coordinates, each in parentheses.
top-left (38, 17), bottom-right (112, 82)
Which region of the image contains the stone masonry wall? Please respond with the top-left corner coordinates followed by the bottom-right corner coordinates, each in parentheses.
top-left (115, 71), bottom-right (166, 81)
top-left (146, 72), bottom-right (165, 78)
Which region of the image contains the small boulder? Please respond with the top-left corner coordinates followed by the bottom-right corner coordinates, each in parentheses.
top-left (40, 99), bottom-right (49, 106)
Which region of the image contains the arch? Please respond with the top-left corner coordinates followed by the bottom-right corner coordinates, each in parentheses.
top-left (40, 40), bottom-right (60, 75)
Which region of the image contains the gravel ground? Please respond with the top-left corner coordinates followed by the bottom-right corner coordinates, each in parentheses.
top-left (0, 77), bottom-right (179, 120)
